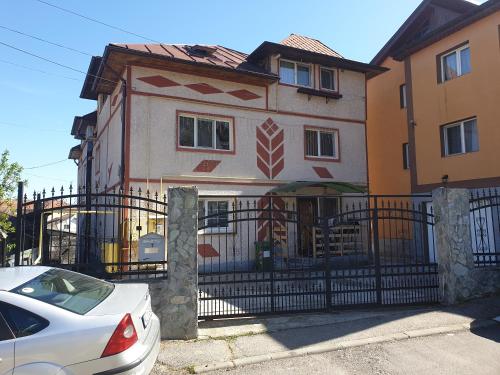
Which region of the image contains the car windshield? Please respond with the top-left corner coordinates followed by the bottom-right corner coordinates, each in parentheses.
top-left (10, 269), bottom-right (114, 315)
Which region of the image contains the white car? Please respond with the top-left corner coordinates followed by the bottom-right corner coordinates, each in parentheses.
top-left (0, 266), bottom-right (160, 375)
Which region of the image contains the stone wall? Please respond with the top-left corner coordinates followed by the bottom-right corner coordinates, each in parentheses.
top-left (432, 187), bottom-right (500, 304)
top-left (149, 187), bottom-right (198, 340)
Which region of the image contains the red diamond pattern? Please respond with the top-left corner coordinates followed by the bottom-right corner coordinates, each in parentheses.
top-left (137, 75), bottom-right (180, 88)
top-left (185, 83), bottom-right (223, 94)
top-left (227, 89), bottom-right (261, 101)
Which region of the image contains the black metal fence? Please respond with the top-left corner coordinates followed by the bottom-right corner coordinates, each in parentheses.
top-left (9, 184), bottom-right (168, 280)
top-left (197, 194), bottom-right (439, 319)
top-left (470, 189), bottom-right (500, 267)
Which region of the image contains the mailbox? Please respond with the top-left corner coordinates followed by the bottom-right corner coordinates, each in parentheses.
top-left (138, 233), bottom-right (165, 262)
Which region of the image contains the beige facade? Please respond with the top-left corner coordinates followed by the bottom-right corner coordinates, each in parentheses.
top-left (71, 36), bottom-right (384, 267)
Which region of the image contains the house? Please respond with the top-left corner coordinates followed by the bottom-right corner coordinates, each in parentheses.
top-left (367, 0), bottom-right (500, 262)
top-left (367, 0), bottom-right (500, 195)
top-left (69, 34), bottom-right (386, 268)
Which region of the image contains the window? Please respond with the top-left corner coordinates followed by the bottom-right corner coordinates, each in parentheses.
top-left (198, 199), bottom-right (232, 233)
top-left (403, 143), bottom-right (409, 169)
top-left (0, 313), bottom-right (14, 341)
top-left (10, 268), bottom-right (115, 315)
top-left (320, 67), bottom-right (336, 91)
top-left (400, 84), bottom-right (407, 108)
top-left (440, 44), bottom-right (470, 82)
top-left (279, 60), bottom-right (311, 87)
top-left (305, 128), bottom-right (339, 160)
top-left (178, 114), bottom-right (232, 152)
top-left (441, 118), bottom-right (479, 156)
top-left (0, 303), bottom-right (49, 338)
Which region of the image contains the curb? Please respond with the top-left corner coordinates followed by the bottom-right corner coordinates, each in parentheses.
top-left (192, 319), bottom-right (498, 373)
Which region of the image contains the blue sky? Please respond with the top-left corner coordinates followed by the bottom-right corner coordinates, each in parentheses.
top-left (0, 0), bottom-right (483, 193)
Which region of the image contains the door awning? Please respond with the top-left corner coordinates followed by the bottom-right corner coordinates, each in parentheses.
top-left (269, 181), bottom-right (366, 194)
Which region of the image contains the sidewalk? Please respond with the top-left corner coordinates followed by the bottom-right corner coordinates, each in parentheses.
top-left (153, 295), bottom-right (500, 374)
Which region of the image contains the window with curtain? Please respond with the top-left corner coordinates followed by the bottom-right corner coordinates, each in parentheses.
top-left (178, 114), bottom-right (232, 151)
top-left (320, 67), bottom-right (336, 91)
top-left (279, 60), bottom-right (311, 87)
top-left (304, 128), bottom-right (338, 159)
top-left (442, 118), bottom-right (479, 156)
top-left (440, 44), bottom-right (470, 82)
top-left (198, 199), bottom-right (232, 233)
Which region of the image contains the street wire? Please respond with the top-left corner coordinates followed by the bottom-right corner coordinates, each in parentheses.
top-left (0, 40), bottom-right (118, 85)
top-left (33, 0), bottom-right (161, 43)
top-left (25, 159), bottom-right (69, 169)
top-left (0, 58), bottom-right (80, 81)
top-left (0, 24), bottom-right (93, 56)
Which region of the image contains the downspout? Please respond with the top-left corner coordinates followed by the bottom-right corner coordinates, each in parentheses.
top-left (120, 78), bottom-right (127, 190)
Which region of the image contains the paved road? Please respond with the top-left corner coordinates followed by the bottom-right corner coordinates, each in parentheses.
top-left (153, 326), bottom-right (500, 374)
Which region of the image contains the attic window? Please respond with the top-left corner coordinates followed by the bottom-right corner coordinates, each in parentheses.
top-left (190, 45), bottom-right (217, 56)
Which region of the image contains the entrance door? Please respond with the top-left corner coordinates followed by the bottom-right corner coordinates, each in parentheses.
top-left (297, 198), bottom-right (317, 257)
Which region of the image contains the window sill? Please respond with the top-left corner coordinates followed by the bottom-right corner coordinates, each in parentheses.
top-left (305, 155), bottom-right (340, 163)
top-left (297, 87), bottom-right (343, 100)
top-left (442, 150), bottom-right (478, 158)
top-left (439, 71), bottom-right (470, 84)
top-left (177, 146), bottom-right (235, 155)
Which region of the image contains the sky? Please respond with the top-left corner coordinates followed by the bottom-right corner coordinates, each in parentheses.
top-left (0, 0), bottom-right (484, 194)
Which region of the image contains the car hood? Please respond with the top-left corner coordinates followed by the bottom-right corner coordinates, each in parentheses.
top-left (85, 282), bottom-right (149, 316)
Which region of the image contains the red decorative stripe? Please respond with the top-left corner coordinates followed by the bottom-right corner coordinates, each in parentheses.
top-left (313, 166), bottom-right (333, 179)
top-left (185, 83), bottom-right (223, 94)
top-left (227, 89), bottom-right (261, 101)
top-left (198, 244), bottom-right (219, 258)
top-left (256, 118), bottom-right (285, 180)
top-left (137, 75), bottom-right (180, 88)
top-left (193, 160), bottom-right (221, 173)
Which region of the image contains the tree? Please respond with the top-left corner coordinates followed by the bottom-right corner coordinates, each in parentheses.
top-left (0, 150), bottom-right (23, 236)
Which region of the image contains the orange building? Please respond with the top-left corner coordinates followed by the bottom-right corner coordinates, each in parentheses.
top-left (367, 0), bottom-right (500, 194)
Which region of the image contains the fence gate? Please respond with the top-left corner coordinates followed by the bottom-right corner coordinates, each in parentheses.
top-left (11, 184), bottom-right (168, 280)
top-left (197, 194), bottom-right (439, 319)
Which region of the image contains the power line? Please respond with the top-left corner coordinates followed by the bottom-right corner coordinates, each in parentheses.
top-left (0, 40), bottom-right (118, 85)
top-left (25, 159), bottom-right (69, 169)
top-left (0, 24), bottom-right (92, 56)
top-left (33, 0), bottom-right (161, 43)
top-left (23, 171), bottom-right (73, 184)
top-left (0, 58), bottom-right (80, 81)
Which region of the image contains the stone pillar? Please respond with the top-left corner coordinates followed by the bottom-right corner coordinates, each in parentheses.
top-left (432, 188), bottom-right (476, 304)
top-left (155, 186), bottom-right (198, 339)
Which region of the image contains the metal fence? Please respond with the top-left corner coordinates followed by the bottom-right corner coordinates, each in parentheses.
top-left (470, 189), bottom-right (500, 267)
top-left (198, 194), bottom-right (439, 319)
top-left (10, 184), bottom-right (168, 280)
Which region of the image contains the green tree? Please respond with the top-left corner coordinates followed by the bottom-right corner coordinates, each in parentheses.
top-left (0, 150), bottom-right (23, 237)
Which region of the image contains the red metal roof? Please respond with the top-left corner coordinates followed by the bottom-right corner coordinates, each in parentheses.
top-left (111, 43), bottom-right (249, 70)
top-left (280, 34), bottom-right (343, 58)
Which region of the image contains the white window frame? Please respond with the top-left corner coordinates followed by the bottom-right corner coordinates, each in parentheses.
top-left (178, 114), bottom-right (233, 152)
top-left (198, 198), bottom-right (234, 234)
top-left (305, 128), bottom-right (339, 160)
top-left (279, 59), bottom-right (312, 88)
top-left (442, 118), bottom-right (478, 156)
top-left (441, 44), bottom-right (470, 82)
top-left (319, 66), bottom-right (337, 92)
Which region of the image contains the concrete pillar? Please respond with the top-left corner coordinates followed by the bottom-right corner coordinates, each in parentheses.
top-left (432, 188), bottom-right (476, 304)
top-left (154, 186), bottom-right (198, 339)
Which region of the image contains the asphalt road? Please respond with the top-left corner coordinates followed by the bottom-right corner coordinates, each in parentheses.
top-left (153, 325), bottom-right (500, 374)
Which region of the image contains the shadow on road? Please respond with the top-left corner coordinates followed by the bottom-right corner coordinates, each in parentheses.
top-left (199, 294), bottom-right (500, 351)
